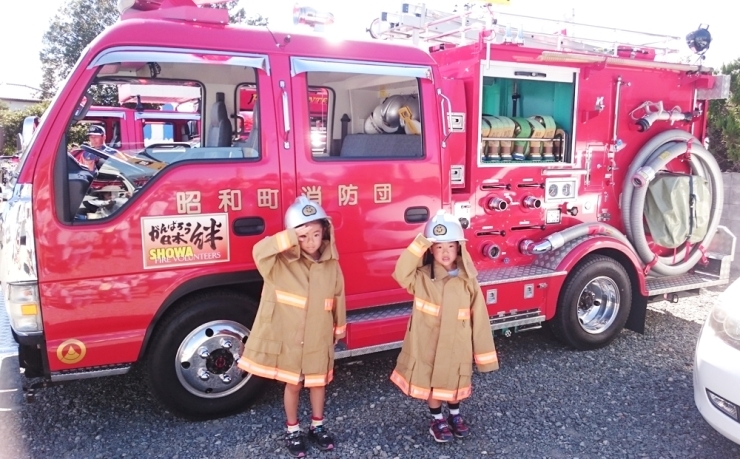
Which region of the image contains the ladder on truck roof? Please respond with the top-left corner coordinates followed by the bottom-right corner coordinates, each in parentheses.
top-left (371, 3), bottom-right (685, 61)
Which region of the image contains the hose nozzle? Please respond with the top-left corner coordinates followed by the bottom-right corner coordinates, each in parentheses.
top-left (488, 197), bottom-right (508, 211)
top-left (632, 166), bottom-right (655, 188)
top-left (522, 196), bottom-right (542, 209)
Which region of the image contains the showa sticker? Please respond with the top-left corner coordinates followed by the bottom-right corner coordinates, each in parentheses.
top-left (141, 213), bottom-right (230, 269)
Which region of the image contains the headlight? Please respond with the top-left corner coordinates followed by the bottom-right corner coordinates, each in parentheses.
top-left (5, 281), bottom-right (43, 334)
top-left (709, 293), bottom-right (740, 345)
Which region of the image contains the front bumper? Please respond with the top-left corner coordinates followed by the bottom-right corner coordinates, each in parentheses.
top-left (693, 318), bottom-right (740, 445)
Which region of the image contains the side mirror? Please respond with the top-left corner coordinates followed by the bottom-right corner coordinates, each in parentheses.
top-left (20, 116), bottom-right (38, 149)
top-left (73, 91), bottom-right (94, 121)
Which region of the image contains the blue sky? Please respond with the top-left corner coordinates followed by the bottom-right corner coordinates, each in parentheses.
top-left (0, 0), bottom-right (735, 89)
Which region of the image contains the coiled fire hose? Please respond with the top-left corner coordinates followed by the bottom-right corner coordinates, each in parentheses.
top-left (621, 129), bottom-right (723, 276)
top-left (520, 129), bottom-right (721, 278)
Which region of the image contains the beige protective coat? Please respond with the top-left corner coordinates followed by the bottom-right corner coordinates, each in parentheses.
top-left (390, 234), bottom-right (499, 401)
top-left (238, 222), bottom-right (346, 387)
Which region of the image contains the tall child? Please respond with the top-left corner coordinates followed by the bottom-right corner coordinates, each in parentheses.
top-left (238, 196), bottom-right (346, 458)
top-left (390, 210), bottom-right (499, 442)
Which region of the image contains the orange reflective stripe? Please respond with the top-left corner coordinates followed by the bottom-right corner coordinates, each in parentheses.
top-left (474, 351), bottom-right (498, 365)
top-left (324, 298), bottom-right (334, 311)
top-left (409, 385), bottom-right (431, 399)
top-left (457, 386), bottom-right (472, 400)
top-left (431, 386), bottom-right (472, 401)
top-left (414, 298), bottom-right (440, 316)
top-left (390, 370), bottom-right (409, 393)
top-left (275, 290), bottom-right (307, 309)
top-left (457, 309), bottom-right (470, 320)
top-left (304, 370), bottom-right (334, 387)
top-left (276, 230), bottom-right (291, 252)
top-left (334, 324), bottom-right (346, 335)
top-left (407, 240), bottom-right (426, 257)
top-left (391, 370), bottom-right (432, 400)
top-left (237, 358), bottom-right (301, 385)
top-left (431, 388), bottom-right (457, 401)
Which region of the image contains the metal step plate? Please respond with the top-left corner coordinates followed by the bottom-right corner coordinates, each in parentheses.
top-left (646, 271), bottom-right (727, 296)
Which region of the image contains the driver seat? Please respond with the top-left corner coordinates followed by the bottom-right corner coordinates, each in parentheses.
top-left (206, 92), bottom-right (232, 148)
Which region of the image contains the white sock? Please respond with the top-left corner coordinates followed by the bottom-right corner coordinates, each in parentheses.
top-left (449, 407), bottom-right (460, 416)
top-left (311, 417), bottom-right (323, 429)
top-left (287, 422), bottom-right (300, 433)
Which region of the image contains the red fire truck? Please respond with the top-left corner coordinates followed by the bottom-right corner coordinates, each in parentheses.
top-left (1, 0), bottom-right (734, 419)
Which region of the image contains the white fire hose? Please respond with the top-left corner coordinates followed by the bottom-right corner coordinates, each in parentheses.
top-left (521, 129), bottom-right (722, 277)
top-left (621, 129), bottom-right (722, 276)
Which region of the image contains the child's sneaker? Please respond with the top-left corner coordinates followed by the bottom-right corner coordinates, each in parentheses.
top-left (447, 414), bottom-right (470, 438)
top-left (308, 424), bottom-right (335, 451)
top-left (285, 431), bottom-right (307, 458)
top-left (429, 418), bottom-right (454, 443)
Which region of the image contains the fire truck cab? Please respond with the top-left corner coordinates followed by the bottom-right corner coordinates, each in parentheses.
top-left (1, 0), bottom-right (734, 419)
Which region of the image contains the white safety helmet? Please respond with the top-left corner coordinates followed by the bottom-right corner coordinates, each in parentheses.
top-left (284, 195), bottom-right (328, 229)
top-left (424, 210), bottom-right (467, 242)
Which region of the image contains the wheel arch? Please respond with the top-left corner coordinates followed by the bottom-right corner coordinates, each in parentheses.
top-left (554, 237), bottom-right (647, 296)
top-left (137, 271), bottom-right (264, 361)
top-left (547, 237), bottom-right (649, 335)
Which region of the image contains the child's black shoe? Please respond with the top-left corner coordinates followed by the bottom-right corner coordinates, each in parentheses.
top-left (285, 431), bottom-right (307, 457)
top-left (308, 425), bottom-right (335, 451)
top-left (429, 419), bottom-right (454, 443)
top-left (447, 414), bottom-right (470, 438)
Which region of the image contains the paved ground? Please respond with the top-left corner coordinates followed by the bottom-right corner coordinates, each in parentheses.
top-left (1, 279), bottom-right (739, 458)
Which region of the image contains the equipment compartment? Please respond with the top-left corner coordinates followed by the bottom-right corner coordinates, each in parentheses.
top-left (478, 63), bottom-right (577, 166)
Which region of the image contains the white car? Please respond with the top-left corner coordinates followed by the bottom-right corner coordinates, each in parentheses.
top-left (693, 276), bottom-right (740, 445)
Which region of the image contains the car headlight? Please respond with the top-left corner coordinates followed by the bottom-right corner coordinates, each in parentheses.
top-left (709, 293), bottom-right (740, 345)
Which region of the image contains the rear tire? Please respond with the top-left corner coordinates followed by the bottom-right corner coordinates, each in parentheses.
top-left (551, 254), bottom-right (632, 350)
top-left (147, 290), bottom-right (266, 420)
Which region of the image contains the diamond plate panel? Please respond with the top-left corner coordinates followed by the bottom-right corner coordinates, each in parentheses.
top-left (646, 272), bottom-right (729, 296)
top-left (346, 302), bottom-right (412, 324)
top-left (532, 235), bottom-right (601, 270)
top-left (477, 265), bottom-right (565, 286)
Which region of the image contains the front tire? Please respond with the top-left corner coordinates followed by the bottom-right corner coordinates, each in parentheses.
top-left (147, 290), bottom-right (266, 420)
top-left (551, 254), bottom-right (632, 350)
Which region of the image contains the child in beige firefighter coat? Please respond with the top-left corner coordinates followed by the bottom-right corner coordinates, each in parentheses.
top-left (390, 210), bottom-right (499, 443)
top-left (238, 196), bottom-right (346, 458)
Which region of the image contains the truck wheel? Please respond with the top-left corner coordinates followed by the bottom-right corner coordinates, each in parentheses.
top-left (551, 254), bottom-right (632, 351)
top-left (146, 290), bottom-right (266, 420)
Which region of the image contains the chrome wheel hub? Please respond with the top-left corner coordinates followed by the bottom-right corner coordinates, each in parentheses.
top-left (577, 276), bottom-right (620, 334)
top-left (176, 320), bottom-right (251, 398)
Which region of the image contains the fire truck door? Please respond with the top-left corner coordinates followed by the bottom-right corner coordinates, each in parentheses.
top-left (288, 58), bottom-right (443, 302)
top-left (37, 51), bottom-right (283, 370)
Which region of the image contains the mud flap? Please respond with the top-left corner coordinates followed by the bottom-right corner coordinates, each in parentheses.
top-left (624, 294), bottom-right (648, 334)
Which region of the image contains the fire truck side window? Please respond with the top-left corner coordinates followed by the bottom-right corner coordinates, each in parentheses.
top-left (56, 52), bottom-right (266, 223)
top-left (304, 71), bottom-right (424, 159)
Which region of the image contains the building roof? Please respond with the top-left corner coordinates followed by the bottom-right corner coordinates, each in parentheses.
top-left (0, 82), bottom-right (41, 103)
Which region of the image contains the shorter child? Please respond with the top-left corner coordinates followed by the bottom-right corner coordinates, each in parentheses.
top-left (390, 210), bottom-right (499, 442)
top-left (238, 196), bottom-right (346, 457)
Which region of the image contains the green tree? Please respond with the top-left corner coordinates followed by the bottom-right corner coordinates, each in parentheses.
top-left (707, 59), bottom-right (740, 172)
top-left (39, 0), bottom-right (119, 101)
top-left (0, 102), bottom-right (51, 156)
top-left (208, 1), bottom-right (268, 25)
